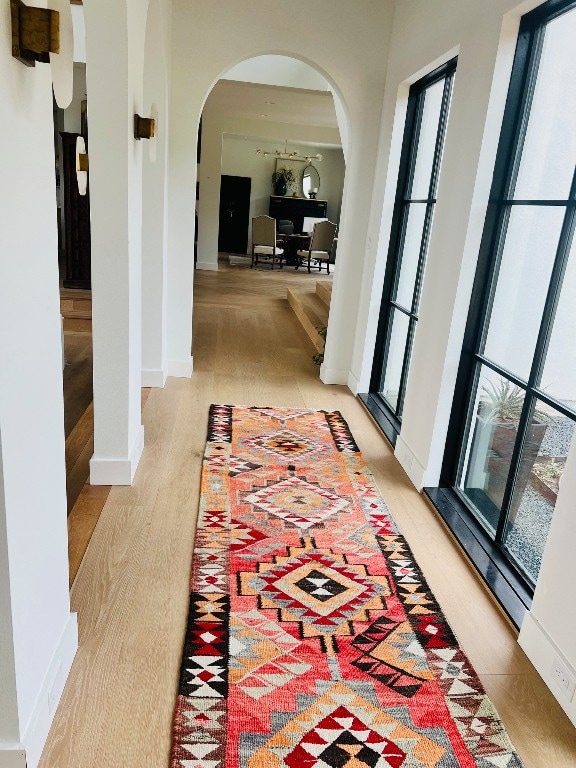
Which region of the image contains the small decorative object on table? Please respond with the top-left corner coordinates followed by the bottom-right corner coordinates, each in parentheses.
top-left (272, 167), bottom-right (296, 196)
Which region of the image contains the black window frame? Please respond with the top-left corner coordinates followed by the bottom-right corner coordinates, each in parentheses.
top-left (362, 58), bottom-right (457, 446)
top-left (429, 0), bottom-right (576, 623)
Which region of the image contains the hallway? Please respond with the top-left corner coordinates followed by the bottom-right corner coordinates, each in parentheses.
top-left (39, 265), bottom-right (576, 767)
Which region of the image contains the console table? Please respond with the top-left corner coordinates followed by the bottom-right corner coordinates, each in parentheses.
top-left (269, 195), bottom-right (328, 234)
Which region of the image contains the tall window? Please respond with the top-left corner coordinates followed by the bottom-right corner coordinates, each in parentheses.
top-left (367, 60), bottom-right (456, 443)
top-left (444, 0), bottom-right (576, 588)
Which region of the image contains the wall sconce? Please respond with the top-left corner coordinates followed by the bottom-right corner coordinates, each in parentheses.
top-left (11, 0), bottom-right (74, 109)
top-left (134, 115), bottom-right (155, 140)
top-left (76, 136), bottom-right (88, 196)
top-left (11, 0), bottom-right (59, 66)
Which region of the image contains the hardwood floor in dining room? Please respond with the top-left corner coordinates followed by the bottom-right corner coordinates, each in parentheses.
top-left (39, 261), bottom-right (576, 768)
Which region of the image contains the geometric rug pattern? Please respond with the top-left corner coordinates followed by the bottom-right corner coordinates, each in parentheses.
top-left (171, 405), bottom-right (524, 768)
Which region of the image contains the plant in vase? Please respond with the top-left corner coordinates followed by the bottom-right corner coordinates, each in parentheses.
top-left (272, 167), bottom-right (296, 196)
top-left (470, 378), bottom-right (549, 521)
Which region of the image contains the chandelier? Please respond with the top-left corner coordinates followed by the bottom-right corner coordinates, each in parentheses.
top-left (255, 139), bottom-right (322, 163)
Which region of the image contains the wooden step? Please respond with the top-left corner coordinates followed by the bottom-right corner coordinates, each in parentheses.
top-left (315, 280), bottom-right (332, 308)
top-left (63, 317), bottom-right (92, 332)
top-left (287, 288), bottom-right (329, 353)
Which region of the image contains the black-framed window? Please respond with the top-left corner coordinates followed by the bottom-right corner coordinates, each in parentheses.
top-left (442, 0), bottom-right (576, 592)
top-left (363, 59), bottom-right (457, 445)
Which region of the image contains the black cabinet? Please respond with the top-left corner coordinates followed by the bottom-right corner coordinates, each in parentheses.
top-left (61, 132), bottom-right (91, 289)
top-left (269, 196), bottom-right (328, 234)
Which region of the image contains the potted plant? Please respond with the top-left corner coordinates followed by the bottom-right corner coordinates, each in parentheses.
top-left (467, 377), bottom-right (549, 522)
top-left (272, 167), bottom-right (296, 196)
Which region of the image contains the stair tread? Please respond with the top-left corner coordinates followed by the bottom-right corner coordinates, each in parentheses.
top-left (287, 288), bottom-right (328, 353)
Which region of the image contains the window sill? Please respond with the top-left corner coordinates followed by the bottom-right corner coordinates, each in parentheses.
top-left (358, 393), bottom-right (400, 447)
top-left (423, 487), bottom-right (532, 630)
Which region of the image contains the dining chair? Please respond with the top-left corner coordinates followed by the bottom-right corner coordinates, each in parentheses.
top-left (296, 220), bottom-right (337, 273)
top-left (251, 215), bottom-right (284, 269)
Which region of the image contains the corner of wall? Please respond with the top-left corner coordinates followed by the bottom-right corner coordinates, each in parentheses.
top-left (20, 613), bottom-right (78, 768)
top-left (519, 611), bottom-right (576, 728)
top-left (394, 434), bottom-right (426, 490)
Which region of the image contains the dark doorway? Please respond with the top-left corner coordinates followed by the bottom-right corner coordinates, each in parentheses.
top-left (218, 175), bottom-right (251, 254)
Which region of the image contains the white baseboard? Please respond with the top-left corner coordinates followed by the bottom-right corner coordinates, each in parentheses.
top-left (167, 357), bottom-right (193, 378)
top-left (394, 435), bottom-right (426, 490)
top-left (89, 425), bottom-right (145, 485)
top-left (347, 371), bottom-right (360, 395)
top-left (196, 261), bottom-right (218, 271)
top-left (18, 613), bottom-right (78, 768)
top-left (319, 364), bottom-right (349, 386)
top-left (519, 612), bottom-right (576, 727)
top-left (141, 368), bottom-right (167, 388)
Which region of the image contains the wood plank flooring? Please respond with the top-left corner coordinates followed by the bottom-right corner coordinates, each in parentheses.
top-left (39, 263), bottom-right (576, 767)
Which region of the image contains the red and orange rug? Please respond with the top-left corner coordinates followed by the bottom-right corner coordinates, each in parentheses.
top-left (171, 405), bottom-right (523, 768)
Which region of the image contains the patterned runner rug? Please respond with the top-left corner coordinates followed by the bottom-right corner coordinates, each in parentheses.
top-left (171, 405), bottom-right (523, 768)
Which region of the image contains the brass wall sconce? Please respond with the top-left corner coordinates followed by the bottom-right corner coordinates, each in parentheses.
top-left (11, 0), bottom-right (60, 66)
top-left (75, 136), bottom-right (88, 196)
top-left (134, 115), bottom-right (155, 140)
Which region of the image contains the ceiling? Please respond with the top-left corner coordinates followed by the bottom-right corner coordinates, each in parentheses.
top-left (204, 80), bottom-right (339, 131)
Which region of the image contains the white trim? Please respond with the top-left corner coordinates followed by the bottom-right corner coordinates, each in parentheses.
top-left (394, 434), bottom-right (427, 490)
top-left (519, 612), bottom-right (576, 727)
top-left (167, 357), bottom-right (193, 378)
top-left (347, 370), bottom-right (360, 395)
top-left (141, 368), bottom-right (168, 388)
top-left (17, 613), bottom-right (78, 768)
top-left (89, 425), bottom-right (145, 485)
top-left (195, 261), bottom-right (218, 271)
top-left (319, 364), bottom-right (349, 386)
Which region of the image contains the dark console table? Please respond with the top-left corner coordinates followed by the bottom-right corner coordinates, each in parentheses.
top-left (269, 195), bottom-right (328, 234)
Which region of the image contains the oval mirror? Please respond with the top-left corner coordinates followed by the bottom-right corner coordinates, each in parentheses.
top-left (302, 164), bottom-right (321, 198)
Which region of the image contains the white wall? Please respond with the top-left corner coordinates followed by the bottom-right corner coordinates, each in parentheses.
top-left (141, 0), bottom-right (171, 387)
top-left (223, 55), bottom-right (330, 91)
top-left (218, 135), bottom-right (344, 255)
top-left (63, 64), bottom-right (87, 134)
top-left (349, 0), bottom-right (575, 725)
top-left (168, 0), bottom-right (394, 384)
top-left (0, 11), bottom-right (78, 765)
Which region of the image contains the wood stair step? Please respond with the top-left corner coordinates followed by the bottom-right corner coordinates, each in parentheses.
top-left (287, 288), bottom-right (329, 353)
top-left (315, 280), bottom-right (332, 308)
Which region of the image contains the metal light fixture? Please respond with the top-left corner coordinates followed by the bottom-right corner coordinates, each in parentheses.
top-left (134, 114), bottom-right (156, 140)
top-left (75, 136), bottom-right (89, 196)
top-left (11, 0), bottom-right (74, 109)
top-left (255, 139), bottom-right (322, 164)
top-left (11, 0), bottom-right (59, 65)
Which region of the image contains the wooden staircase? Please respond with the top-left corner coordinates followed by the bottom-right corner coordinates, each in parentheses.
top-left (287, 280), bottom-right (332, 352)
top-left (60, 288), bottom-right (92, 332)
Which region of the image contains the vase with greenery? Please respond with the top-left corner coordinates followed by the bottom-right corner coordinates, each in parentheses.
top-left (470, 377), bottom-right (549, 521)
top-left (272, 167), bottom-right (296, 196)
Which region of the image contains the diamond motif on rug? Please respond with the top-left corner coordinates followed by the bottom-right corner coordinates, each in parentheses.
top-left (248, 682), bottom-right (449, 767)
top-left (239, 543), bottom-right (390, 642)
top-left (243, 476), bottom-right (350, 530)
top-left (240, 429), bottom-right (329, 460)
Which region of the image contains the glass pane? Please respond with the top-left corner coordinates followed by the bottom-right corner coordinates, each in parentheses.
top-left (379, 309), bottom-right (411, 412)
top-left (514, 8), bottom-right (576, 200)
top-left (410, 80), bottom-right (445, 199)
top-left (459, 367), bottom-right (526, 533)
top-left (541, 235), bottom-right (576, 410)
top-left (393, 203), bottom-right (427, 310)
top-left (504, 400), bottom-right (575, 583)
top-left (483, 205), bottom-right (565, 380)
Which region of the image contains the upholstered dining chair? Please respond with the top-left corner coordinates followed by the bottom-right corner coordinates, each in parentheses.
top-left (251, 215), bottom-right (284, 269)
top-left (296, 220), bottom-right (337, 274)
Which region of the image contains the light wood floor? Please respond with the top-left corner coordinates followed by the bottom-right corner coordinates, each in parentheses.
top-left (39, 263), bottom-right (576, 767)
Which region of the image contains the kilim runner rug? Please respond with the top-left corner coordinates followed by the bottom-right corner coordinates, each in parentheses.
top-left (171, 405), bottom-right (524, 768)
